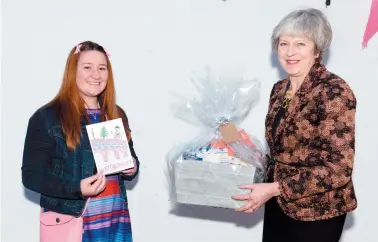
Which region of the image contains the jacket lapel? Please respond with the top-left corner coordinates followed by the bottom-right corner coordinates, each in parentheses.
top-left (265, 79), bottom-right (288, 147)
top-left (273, 63), bottom-right (326, 143)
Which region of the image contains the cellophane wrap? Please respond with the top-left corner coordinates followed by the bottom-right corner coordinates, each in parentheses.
top-left (167, 68), bottom-right (267, 209)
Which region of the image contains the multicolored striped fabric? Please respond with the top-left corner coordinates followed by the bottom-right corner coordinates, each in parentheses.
top-left (82, 109), bottom-right (133, 242)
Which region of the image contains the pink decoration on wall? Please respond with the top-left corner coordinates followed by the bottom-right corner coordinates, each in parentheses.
top-left (362, 0), bottom-right (378, 48)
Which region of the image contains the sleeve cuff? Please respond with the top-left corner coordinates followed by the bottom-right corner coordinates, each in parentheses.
top-left (278, 180), bottom-right (292, 201)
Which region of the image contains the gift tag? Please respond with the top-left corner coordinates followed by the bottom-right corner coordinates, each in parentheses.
top-left (219, 123), bottom-right (242, 143)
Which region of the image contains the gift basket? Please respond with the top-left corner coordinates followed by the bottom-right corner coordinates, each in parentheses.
top-left (167, 67), bottom-right (267, 209)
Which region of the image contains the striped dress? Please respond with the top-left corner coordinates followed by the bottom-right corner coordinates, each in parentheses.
top-left (82, 108), bottom-right (133, 242)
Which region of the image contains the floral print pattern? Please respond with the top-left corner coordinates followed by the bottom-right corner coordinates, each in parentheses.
top-left (265, 63), bottom-right (357, 221)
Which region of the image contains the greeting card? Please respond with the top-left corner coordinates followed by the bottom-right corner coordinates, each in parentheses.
top-left (86, 118), bottom-right (134, 175)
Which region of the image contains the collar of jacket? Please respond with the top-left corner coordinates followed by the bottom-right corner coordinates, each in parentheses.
top-left (273, 62), bottom-right (327, 142)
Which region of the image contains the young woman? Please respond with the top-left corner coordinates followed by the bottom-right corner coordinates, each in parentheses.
top-left (22, 41), bottom-right (140, 242)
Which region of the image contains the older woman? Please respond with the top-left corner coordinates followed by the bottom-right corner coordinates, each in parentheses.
top-left (232, 8), bottom-right (357, 242)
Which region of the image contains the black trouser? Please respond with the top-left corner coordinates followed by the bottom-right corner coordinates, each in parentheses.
top-left (262, 198), bottom-right (346, 242)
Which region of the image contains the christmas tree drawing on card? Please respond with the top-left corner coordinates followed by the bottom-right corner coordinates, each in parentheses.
top-left (86, 118), bottom-right (134, 175)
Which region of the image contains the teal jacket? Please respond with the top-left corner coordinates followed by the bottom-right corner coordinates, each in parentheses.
top-left (21, 102), bottom-right (140, 217)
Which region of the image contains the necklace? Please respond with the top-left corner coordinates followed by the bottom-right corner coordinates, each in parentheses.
top-left (87, 109), bottom-right (98, 120)
top-left (84, 102), bottom-right (100, 120)
top-left (282, 84), bottom-right (292, 109)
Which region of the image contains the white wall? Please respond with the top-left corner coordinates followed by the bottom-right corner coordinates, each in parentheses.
top-left (0, 0), bottom-right (2, 240)
top-left (2, 0), bottom-right (378, 241)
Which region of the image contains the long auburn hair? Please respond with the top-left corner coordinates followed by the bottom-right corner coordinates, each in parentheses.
top-left (50, 41), bottom-right (131, 150)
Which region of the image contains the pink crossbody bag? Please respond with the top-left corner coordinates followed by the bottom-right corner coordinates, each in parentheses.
top-left (40, 198), bottom-right (89, 242)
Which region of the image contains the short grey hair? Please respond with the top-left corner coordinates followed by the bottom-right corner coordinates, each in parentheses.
top-left (271, 8), bottom-right (332, 53)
